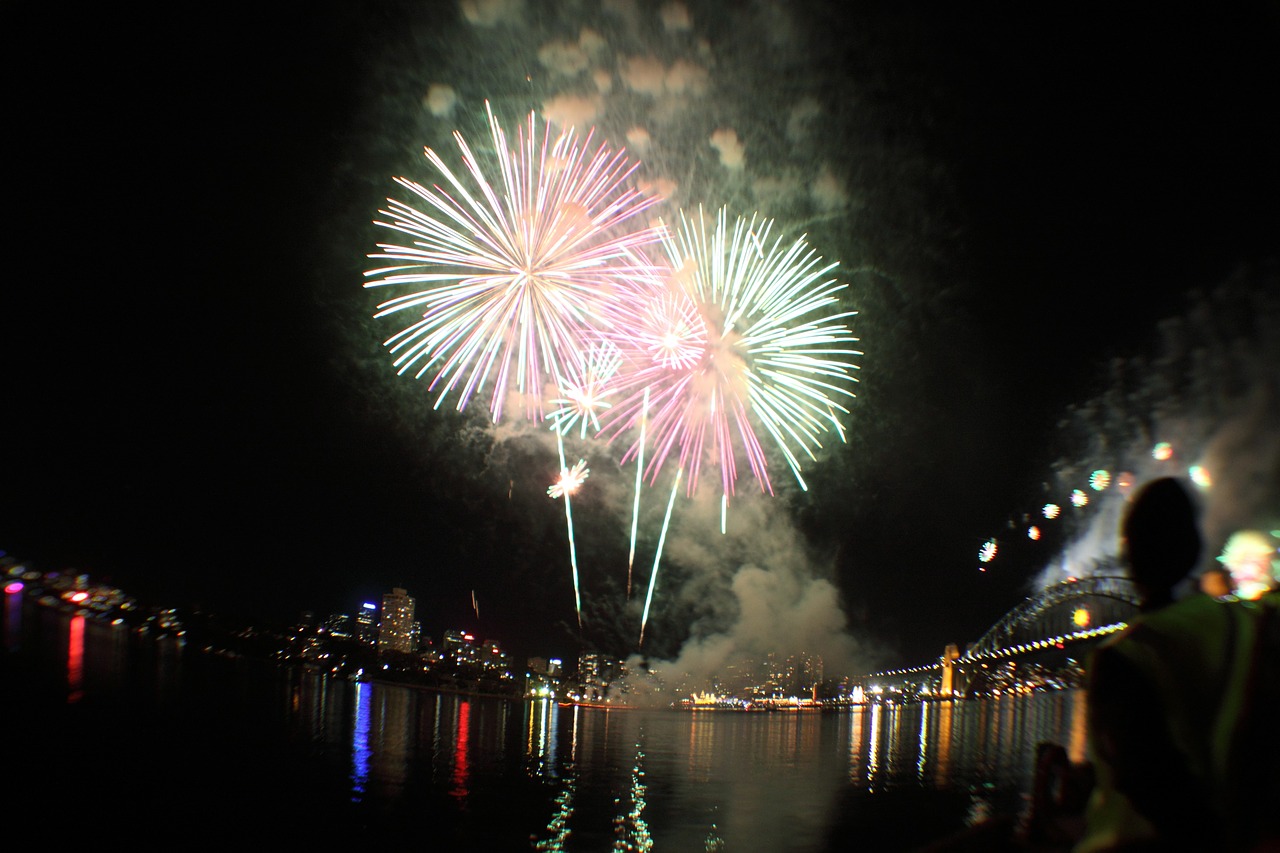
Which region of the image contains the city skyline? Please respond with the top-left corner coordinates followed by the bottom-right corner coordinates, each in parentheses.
top-left (5, 553), bottom-right (1107, 705)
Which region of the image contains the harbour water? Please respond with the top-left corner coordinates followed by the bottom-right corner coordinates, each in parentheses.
top-left (2, 595), bottom-right (1086, 850)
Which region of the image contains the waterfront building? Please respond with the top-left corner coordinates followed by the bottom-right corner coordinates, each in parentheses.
top-left (576, 651), bottom-right (620, 702)
top-left (378, 587), bottom-right (418, 655)
top-left (356, 601), bottom-right (378, 645)
top-left (324, 612), bottom-right (354, 640)
top-left (442, 628), bottom-right (480, 666)
top-left (525, 656), bottom-right (563, 698)
top-left (479, 639), bottom-right (510, 676)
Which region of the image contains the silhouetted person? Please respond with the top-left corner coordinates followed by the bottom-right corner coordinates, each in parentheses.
top-left (1075, 477), bottom-right (1264, 852)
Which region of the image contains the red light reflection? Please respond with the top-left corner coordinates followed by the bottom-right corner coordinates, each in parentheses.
top-left (451, 700), bottom-right (471, 803)
top-left (67, 614), bottom-right (85, 703)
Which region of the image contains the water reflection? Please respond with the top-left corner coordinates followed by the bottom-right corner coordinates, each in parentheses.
top-left (66, 613), bottom-right (85, 703)
top-left (451, 698), bottom-right (471, 803)
top-left (4, 601), bottom-right (1091, 850)
top-left (390, 688), bottom-right (418, 797)
top-left (936, 701), bottom-right (954, 787)
top-left (688, 711), bottom-right (714, 781)
top-left (526, 696), bottom-right (560, 778)
top-left (917, 702), bottom-right (931, 781)
top-left (1068, 689), bottom-right (1088, 764)
top-left (847, 705), bottom-right (865, 784)
top-left (867, 703), bottom-right (882, 784)
top-left (3, 582), bottom-right (22, 650)
top-left (535, 777), bottom-right (576, 851)
top-left (532, 701), bottom-right (577, 852)
top-left (612, 734), bottom-right (652, 852)
top-left (351, 681), bottom-right (371, 801)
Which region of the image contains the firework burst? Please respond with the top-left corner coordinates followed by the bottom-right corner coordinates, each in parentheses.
top-left (549, 430), bottom-right (591, 627)
top-left (547, 340), bottom-right (623, 439)
top-left (548, 457), bottom-right (590, 499)
top-left (364, 101), bottom-right (664, 423)
top-left (601, 205), bottom-right (861, 500)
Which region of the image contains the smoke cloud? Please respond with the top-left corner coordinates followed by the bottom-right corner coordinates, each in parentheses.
top-left (1031, 267), bottom-right (1280, 590)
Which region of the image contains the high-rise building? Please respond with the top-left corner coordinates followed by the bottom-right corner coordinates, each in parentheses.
top-left (525, 656), bottom-right (563, 698)
top-left (378, 587), bottom-right (417, 655)
top-left (356, 601), bottom-right (378, 645)
top-left (324, 613), bottom-right (354, 640)
top-left (576, 651), bottom-right (619, 702)
top-left (442, 629), bottom-right (479, 666)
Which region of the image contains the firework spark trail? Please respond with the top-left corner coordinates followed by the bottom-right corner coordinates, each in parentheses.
top-left (364, 101), bottom-right (664, 424)
top-left (546, 342), bottom-right (619, 619)
top-left (639, 466), bottom-right (683, 647)
top-left (627, 387), bottom-right (649, 599)
top-left (599, 206), bottom-right (861, 505)
top-left (549, 430), bottom-right (589, 627)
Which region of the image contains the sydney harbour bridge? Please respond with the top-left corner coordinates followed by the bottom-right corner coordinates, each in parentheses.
top-left (853, 573), bottom-right (1142, 699)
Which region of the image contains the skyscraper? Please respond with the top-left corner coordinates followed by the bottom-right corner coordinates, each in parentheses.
top-left (378, 587), bottom-right (417, 655)
top-left (356, 601), bottom-right (378, 645)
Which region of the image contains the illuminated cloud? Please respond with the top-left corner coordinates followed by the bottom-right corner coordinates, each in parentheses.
top-left (538, 39), bottom-right (590, 76)
top-left (541, 92), bottom-right (605, 130)
top-left (620, 55), bottom-right (667, 97)
top-left (459, 0), bottom-right (524, 26)
top-left (423, 83), bottom-right (457, 118)
top-left (659, 2), bottom-right (692, 32)
top-left (710, 128), bottom-right (745, 170)
top-left (810, 165), bottom-right (849, 210)
top-left (664, 59), bottom-right (709, 96)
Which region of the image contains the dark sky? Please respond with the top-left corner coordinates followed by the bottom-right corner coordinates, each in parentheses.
top-left (5, 1), bottom-right (1278, 669)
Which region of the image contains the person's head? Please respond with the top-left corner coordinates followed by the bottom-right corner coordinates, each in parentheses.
top-left (1121, 477), bottom-right (1203, 608)
top-left (1199, 565), bottom-right (1234, 598)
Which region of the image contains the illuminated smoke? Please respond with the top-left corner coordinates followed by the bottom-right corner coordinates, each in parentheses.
top-left (1031, 268), bottom-right (1280, 590)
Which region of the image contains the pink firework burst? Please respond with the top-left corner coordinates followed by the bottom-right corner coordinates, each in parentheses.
top-left (599, 206), bottom-right (860, 499)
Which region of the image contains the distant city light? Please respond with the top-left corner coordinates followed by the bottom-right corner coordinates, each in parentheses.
top-left (1153, 442), bottom-right (1174, 461)
top-left (1072, 608), bottom-right (1090, 628)
top-left (1089, 470), bottom-right (1111, 491)
top-left (1043, 503), bottom-right (1060, 519)
top-left (979, 538), bottom-right (998, 563)
top-left (3, 581), bottom-right (22, 594)
top-left (362, 602), bottom-right (376, 610)
top-left (1027, 526), bottom-right (1041, 540)
top-left (1189, 465), bottom-right (1212, 489)
top-left (1071, 489), bottom-right (1088, 508)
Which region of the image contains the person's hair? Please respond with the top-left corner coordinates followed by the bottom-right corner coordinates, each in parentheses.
top-left (1122, 477), bottom-right (1203, 601)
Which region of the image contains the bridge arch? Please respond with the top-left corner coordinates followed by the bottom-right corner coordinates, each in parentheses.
top-left (964, 575), bottom-right (1140, 659)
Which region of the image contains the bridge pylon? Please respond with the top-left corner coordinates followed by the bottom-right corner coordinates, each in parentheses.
top-left (939, 643), bottom-right (960, 697)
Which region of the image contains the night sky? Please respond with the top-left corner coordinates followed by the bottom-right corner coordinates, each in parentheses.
top-left (6, 1), bottom-right (1278, 671)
